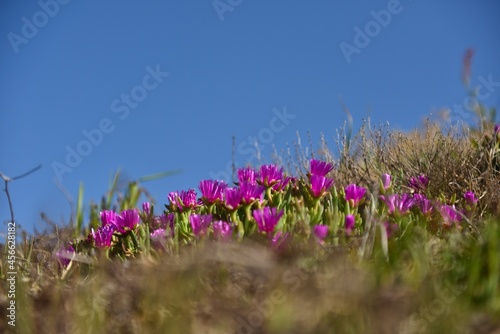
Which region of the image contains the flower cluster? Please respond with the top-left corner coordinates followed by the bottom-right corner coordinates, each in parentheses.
top-left (57, 162), bottom-right (480, 266)
top-left (375, 174), bottom-right (479, 237)
top-left (88, 209), bottom-right (141, 248)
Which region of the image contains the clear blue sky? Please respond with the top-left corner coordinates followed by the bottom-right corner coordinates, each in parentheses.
top-left (1, 1), bottom-right (499, 234)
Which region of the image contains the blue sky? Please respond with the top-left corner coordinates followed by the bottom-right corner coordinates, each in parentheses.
top-left (1, 0), bottom-right (499, 234)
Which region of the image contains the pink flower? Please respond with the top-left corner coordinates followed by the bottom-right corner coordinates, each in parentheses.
top-left (414, 194), bottom-right (433, 215)
top-left (199, 179), bottom-right (227, 204)
top-left (213, 221), bottom-right (233, 241)
top-left (381, 193), bottom-right (415, 215)
top-left (224, 187), bottom-right (242, 210)
top-left (344, 184), bottom-right (367, 207)
top-left (258, 164), bottom-right (285, 188)
top-left (463, 191), bottom-right (478, 207)
top-left (150, 228), bottom-right (166, 240)
top-left (440, 205), bottom-right (461, 227)
top-left (56, 244), bottom-right (75, 267)
top-left (240, 182), bottom-right (265, 204)
top-left (345, 214), bottom-right (355, 235)
top-left (313, 225), bottom-right (329, 243)
top-left (153, 213), bottom-right (175, 237)
top-left (409, 174), bottom-right (429, 192)
top-left (238, 167), bottom-right (257, 185)
top-left (142, 202), bottom-right (151, 215)
top-left (310, 159), bottom-right (334, 177)
top-left (189, 214), bottom-right (212, 237)
top-left (150, 228), bottom-right (167, 249)
top-left (253, 207), bottom-right (283, 234)
top-left (168, 189), bottom-right (198, 211)
top-left (100, 210), bottom-right (117, 227)
top-left (381, 173), bottom-right (391, 190)
top-left (115, 209), bottom-right (140, 233)
top-left (91, 224), bottom-right (116, 248)
top-left (272, 176), bottom-right (291, 192)
top-left (310, 175), bottom-right (334, 198)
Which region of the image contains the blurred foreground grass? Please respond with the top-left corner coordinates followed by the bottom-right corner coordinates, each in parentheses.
top-left (1, 220), bottom-right (499, 334)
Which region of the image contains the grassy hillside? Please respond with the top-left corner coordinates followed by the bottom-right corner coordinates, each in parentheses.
top-left (2, 115), bottom-right (500, 333)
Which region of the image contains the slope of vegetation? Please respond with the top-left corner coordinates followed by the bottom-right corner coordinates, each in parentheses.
top-left (2, 67), bottom-right (500, 333)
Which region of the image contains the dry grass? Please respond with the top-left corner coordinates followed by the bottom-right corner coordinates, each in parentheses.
top-left (280, 119), bottom-right (500, 218)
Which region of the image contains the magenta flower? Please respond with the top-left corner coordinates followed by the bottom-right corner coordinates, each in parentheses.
top-left (115, 209), bottom-right (140, 233)
top-left (168, 191), bottom-right (179, 208)
top-left (313, 225), bottom-right (329, 243)
top-left (238, 167), bottom-right (257, 185)
top-left (142, 202), bottom-right (151, 215)
top-left (381, 173), bottom-right (391, 191)
top-left (258, 164), bottom-right (284, 188)
top-left (212, 221), bottom-right (233, 241)
top-left (272, 176), bottom-right (291, 191)
top-left (399, 193), bottom-right (417, 212)
top-left (150, 228), bottom-right (166, 240)
top-left (413, 193), bottom-right (425, 203)
top-left (91, 224), bottom-right (116, 248)
top-left (495, 124), bottom-right (500, 134)
top-left (310, 175), bottom-right (334, 198)
top-left (153, 213), bottom-right (175, 236)
top-left (189, 214), bottom-right (212, 237)
top-left (100, 210), bottom-right (117, 227)
top-left (150, 228), bottom-right (167, 249)
top-left (199, 179), bottom-right (227, 204)
top-left (253, 207), bottom-right (284, 234)
top-left (310, 159), bottom-right (334, 177)
top-left (344, 184), bottom-right (367, 207)
top-left (414, 194), bottom-right (433, 215)
top-left (224, 187), bottom-right (242, 210)
top-left (440, 205), bottom-right (461, 227)
top-left (159, 212), bottom-right (175, 227)
top-left (168, 189), bottom-right (198, 211)
top-left (240, 182), bottom-right (265, 204)
top-left (56, 244), bottom-right (75, 267)
top-left (409, 174), bottom-right (429, 192)
top-left (381, 193), bottom-right (415, 215)
top-left (345, 214), bottom-right (355, 235)
top-left (463, 191), bottom-right (478, 207)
